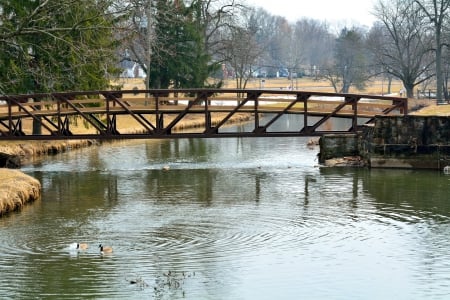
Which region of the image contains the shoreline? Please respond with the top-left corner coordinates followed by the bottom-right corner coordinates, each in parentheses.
top-left (0, 113), bottom-right (251, 216)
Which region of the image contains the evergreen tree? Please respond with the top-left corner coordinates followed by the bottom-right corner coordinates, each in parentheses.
top-left (0, 0), bottom-right (119, 94)
top-left (148, 0), bottom-right (220, 89)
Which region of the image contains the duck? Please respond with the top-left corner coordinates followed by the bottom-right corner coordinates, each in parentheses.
top-left (69, 242), bottom-right (88, 250)
top-left (99, 244), bottom-right (113, 254)
top-left (77, 243), bottom-right (88, 250)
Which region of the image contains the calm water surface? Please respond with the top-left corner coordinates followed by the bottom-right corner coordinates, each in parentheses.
top-left (1, 135), bottom-right (450, 299)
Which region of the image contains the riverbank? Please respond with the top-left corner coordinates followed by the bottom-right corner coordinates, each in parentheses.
top-left (0, 112), bottom-right (251, 165)
top-left (0, 112), bottom-right (251, 216)
top-left (0, 140), bottom-right (97, 216)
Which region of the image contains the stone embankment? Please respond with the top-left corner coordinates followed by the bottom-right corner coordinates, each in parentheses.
top-left (319, 115), bottom-right (450, 170)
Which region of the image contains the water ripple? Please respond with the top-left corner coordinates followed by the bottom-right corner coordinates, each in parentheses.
top-left (5, 137), bottom-right (450, 299)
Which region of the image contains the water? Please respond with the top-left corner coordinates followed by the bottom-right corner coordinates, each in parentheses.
top-left (1, 135), bottom-right (450, 299)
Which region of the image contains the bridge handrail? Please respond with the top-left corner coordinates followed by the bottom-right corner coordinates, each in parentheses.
top-left (0, 89), bottom-right (408, 114)
top-left (0, 88), bottom-right (408, 139)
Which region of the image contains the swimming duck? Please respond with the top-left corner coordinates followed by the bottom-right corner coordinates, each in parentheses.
top-left (69, 242), bottom-right (88, 250)
top-left (99, 244), bottom-right (113, 254)
top-left (77, 243), bottom-right (88, 250)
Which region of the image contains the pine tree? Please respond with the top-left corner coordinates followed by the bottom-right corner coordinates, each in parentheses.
top-left (0, 0), bottom-right (119, 94)
top-left (149, 0), bottom-right (220, 89)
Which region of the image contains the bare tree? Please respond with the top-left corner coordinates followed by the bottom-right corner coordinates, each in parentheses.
top-left (321, 27), bottom-right (369, 93)
top-left (414, 0), bottom-right (450, 103)
top-left (225, 23), bottom-right (263, 89)
top-left (370, 0), bottom-right (434, 98)
top-left (295, 19), bottom-right (334, 79)
top-left (197, 0), bottom-right (244, 60)
top-left (118, 0), bottom-right (164, 89)
top-left (244, 10), bottom-right (283, 78)
top-left (443, 46), bottom-right (450, 99)
top-left (277, 21), bottom-right (306, 88)
top-left (118, 0), bottom-right (244, 88)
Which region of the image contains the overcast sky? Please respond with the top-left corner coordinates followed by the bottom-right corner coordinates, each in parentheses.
top-left (245, 0), bottom-right (377, 27)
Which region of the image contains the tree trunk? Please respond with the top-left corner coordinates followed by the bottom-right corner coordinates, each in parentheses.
top-left (387, 77), bottom-right (392, 94)
top-left (145, 4), bottom-right (152, 90)
top-left (435, 30), bottom-right (444, 104)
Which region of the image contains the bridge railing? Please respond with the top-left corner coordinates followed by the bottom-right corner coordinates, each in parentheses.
top-left (0, 89), bottom-right (407, 139)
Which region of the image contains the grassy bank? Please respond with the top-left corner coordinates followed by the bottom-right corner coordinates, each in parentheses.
top-left (0, 169), bottom-right (41, 216)
top-left (0, 140), bottom-right (95, 161)
top-left (0, 112), bottom-right (251, 216)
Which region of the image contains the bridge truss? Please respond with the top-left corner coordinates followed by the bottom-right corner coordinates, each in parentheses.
top-left (0, 89), bottom-right (407, 140)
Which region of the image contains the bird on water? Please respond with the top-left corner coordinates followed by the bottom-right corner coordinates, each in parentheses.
top-left (99, 244), bottom-right (113, 254)
top-left (69, 243), bottom-right (88, 250)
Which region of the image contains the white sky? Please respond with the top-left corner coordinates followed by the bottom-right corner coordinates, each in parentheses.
top-left (245, 0), bottom-right (377, 27)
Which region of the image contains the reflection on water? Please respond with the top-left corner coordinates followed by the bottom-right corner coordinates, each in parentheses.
top-left (1, 137), bottom-right (450, 299)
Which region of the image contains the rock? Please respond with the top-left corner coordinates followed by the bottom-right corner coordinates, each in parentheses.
top-left (324, 156), bottom-right (366, 167)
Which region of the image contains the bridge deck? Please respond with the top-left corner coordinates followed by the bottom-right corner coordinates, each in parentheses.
top-left (0, 89), bottom-right (407, 139)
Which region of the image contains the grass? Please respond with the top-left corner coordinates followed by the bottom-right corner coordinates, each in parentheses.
top-left (115, 76), bottom-right (405, 95)
top-left (409, 101), bottom-right (450, 116)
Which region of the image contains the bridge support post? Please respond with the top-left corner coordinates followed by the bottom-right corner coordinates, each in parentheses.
top-left (32, 102), bottom-right (42, 135)
top-left (205, 112), bottom-right (212, 132)
top-left (157, 113), bottom-right (164, 133)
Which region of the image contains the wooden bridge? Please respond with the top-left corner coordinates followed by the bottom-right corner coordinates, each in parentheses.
top-left (0, 89), bottom-right (407, 140)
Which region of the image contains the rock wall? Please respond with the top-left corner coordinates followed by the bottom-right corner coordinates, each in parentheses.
top-left (318, 134), bottom-right (359, 163)
top-left (363, 116), bottom-right (450, 169)
top-left (319, 116), bottom-right (450, 170)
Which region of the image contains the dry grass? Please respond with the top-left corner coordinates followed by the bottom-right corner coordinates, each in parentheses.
top-left (0, 140), bottom-right (95, 160)
top-left (0, 169), bottom-right (41, 216)
top-left (409, 101), bottom-right (450, 116)
top-left (115, 77), bottom-right (405, 95)
top-left (231, 77), bottom-right (405, 95)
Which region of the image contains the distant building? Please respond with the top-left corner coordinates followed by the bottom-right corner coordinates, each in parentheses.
top-left (120, 60), bottom-right (146, 78)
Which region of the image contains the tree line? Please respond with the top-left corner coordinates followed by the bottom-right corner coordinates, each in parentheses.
top-left (0, 0), bottom-right (449, 102)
